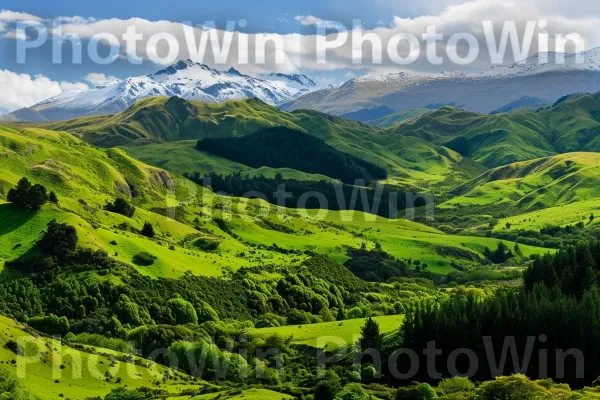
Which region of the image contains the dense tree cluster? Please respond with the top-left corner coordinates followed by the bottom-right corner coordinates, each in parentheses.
top-left (6, 177), bottom-right (48, 210)
top-left (2, 222), bottom-right (437, 346)
top-left (185, 171), bottom-right (414, 218)
top-left (524, 240), bottom-right (600, 298)
top-left (397, 241), bottom-right (600, 387)
top-left (37, 220), bottom-right (78, 258)
top-left (487, 222), bottom-right (599, 249)
top-left (483, 241), bottom-right (516, 264)
top-left (104, 197), bottom-right (136, 218)
top-left (195, 127), bottom-right (387, 184)
top-left (344, 247), bottom-right (417, 282)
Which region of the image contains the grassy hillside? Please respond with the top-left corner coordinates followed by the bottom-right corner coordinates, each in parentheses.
top-left (368, 108), bottom-right (432, 127)
top-left (390, 107), bottom-right (555, 167)
top-left (13, 97), bottom-right (483, 189)
top-left (442, 153), bottom-right (600, 212)
top-left (249, 314), bottom-right (405, 349)
top-left (0, 315), bottom-right (199, 399)
top-left (0, 123), bottom-right (551, 279)
top-left (389, 92), bottom-right (600, 168)
top-left (2, 95), bottom-right (599, 397)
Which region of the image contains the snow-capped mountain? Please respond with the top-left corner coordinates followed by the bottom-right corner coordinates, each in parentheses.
top-left (282, 48), bottom-right (600, 115)
top-left (5, 60), bottom-right (320, 122)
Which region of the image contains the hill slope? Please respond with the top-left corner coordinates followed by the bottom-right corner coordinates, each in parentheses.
top-left (0, 124), bottom-right (548, 275)
top-left (18, 97), bottom-right (482, 189)
top-left (195, 126), bottom-right (387, 183)
top-left (388, 91), bottom-right (600, 167)
top-left (443, 152), bottom-right (600, 211)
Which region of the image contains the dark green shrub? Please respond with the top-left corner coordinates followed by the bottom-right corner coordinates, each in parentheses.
top-left (133, 252), bottom-right (156, 266)
top-left (104, 197), bottom-right (135, 218)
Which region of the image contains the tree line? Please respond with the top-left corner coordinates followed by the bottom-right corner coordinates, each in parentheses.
top-left (195, 126), bottom-right (387, 184)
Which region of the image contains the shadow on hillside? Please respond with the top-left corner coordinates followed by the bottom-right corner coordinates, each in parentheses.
top-left (0, 203), bottom-right (38, 237)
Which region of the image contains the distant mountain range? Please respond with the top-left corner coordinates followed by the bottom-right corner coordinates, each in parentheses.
top-left (281, 49), bottom-right (600, 116)
top-left (1, 60), bottom-right (320, 122)
top-left (6, 49), bottom-right (600, 123)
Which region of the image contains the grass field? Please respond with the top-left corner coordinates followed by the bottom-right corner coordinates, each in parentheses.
top-left (441, 153), bottom-right (600, 212)
top-left (17, 97), bottom-right (483, 189)
top-left (249, 315), bottom-right (405, 350)
top-left (493, 200), bottom-right (600, 232)
top-left (0, 315), bottom-right (200, 399)
top-left (192, 388), bottom-right (293, 399)
top-left (0, 121), bottom-right (556, 281)
top-left (122, 140), bottom-right (334, 182)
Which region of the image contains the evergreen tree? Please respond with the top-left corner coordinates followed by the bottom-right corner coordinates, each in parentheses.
top-left (141, 222), bottom-right (155, 238)
top-left (358, 317), bottom-right (382, 352)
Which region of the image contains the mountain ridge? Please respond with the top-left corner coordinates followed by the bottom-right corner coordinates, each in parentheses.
top-left (281, 48), bottom-right (600, 115)
top-left (2, 60), bottom-right (321, 123)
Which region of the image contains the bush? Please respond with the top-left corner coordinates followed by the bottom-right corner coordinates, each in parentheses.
top-left (104, 387), bottom-right (146, 400)
top-left (28, 314), bottom-right (70, 336)
top-left (255, 312), bottom-right (286, 328)
top-left (196, 300), bottom-right (219, 323)
top-left (7, 177), bottom-right (48, 210)
top-left (104, 197), bottom-right (135, 218)
top-left (48, 191), bottom-right (59, 205)
top-left (132, 252), bottom-right (156, 266)
top-left (167, 297), bottom-right (198, 324)
top-left (0, 367), bottom-right (38, 399)
top-left (38, 220), bottom-right (78, 257)
top-left (437, 377), bottom-right (475, 396)
top-left (337, 383), bottom-right (369, 400)
top-left (4, 340), bottom-right (22, 355)
top-left (141, 222), bottom-right (155, 238)
top-left (314, 370), bottom-right (342, 400)
top-left (287, 309), bottom-right (311, 325)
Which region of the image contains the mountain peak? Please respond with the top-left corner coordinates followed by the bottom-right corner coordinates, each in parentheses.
top-left (226, 67), bottom-right (246, 77)
top-left (8, 61), bottom-right (320, 122)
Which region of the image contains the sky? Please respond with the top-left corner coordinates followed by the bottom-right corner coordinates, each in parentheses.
top-left (1, 0), bottom-right (600, 113)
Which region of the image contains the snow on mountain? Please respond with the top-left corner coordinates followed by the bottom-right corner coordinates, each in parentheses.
top-left (282, 48), bottom-right (600, 115)
top-left (351, 48), bottom-right (600, 86)
top-left (8, 60), bottom-right (321, 122)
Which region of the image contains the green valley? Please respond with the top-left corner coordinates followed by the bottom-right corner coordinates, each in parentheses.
top-left (3, 90), bottom-right (600, 399)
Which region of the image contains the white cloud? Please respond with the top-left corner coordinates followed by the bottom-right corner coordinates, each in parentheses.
top-left (84, 73), bottom-right (120, 86)
top-left (0, 9), bottom-right (42, 22)
top-left (295, 15), bottom-right (344, 30)
top-left (56, 16), bottom-right (96, 24)
top-left (0, 21), bottom-right (6, 32)
top-left (1, 1), bottom-right (600, 77)
top-left (0, 70), bottom-right (87, 112)
top-left (0, 70), bottom-right (62, 111)
top-left (2, 29), bottom-right (27, 40)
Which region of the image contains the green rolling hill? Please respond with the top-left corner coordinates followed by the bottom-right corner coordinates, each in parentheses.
top-left (443, 152), bottom-right (600, 211)
top-left (8, 97), bottom-right (483, 190)
top-left (3, 92), bottom-right (600, 397)
top-left (388, 92), bottom-right (600, 168)
top-left (0, 123), bottom-right (548, 277)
